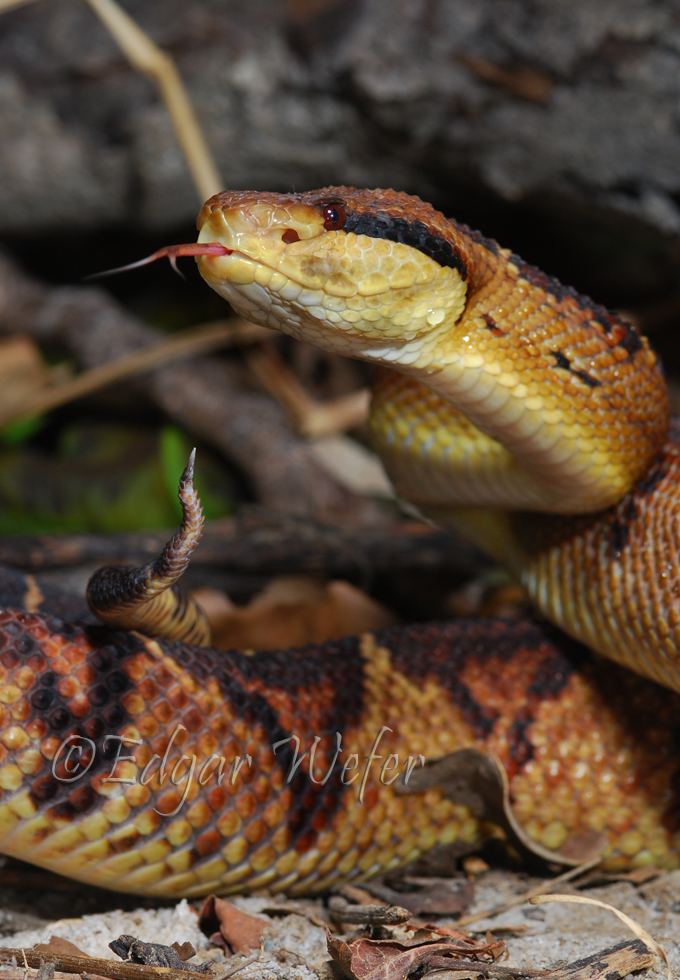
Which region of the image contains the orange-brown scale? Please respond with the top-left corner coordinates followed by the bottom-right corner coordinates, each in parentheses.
top-left (503, 430), bottom-right (680, 690)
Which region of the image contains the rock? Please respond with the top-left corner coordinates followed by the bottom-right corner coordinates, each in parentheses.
top-left (2, 0), bottom-right (680, 301)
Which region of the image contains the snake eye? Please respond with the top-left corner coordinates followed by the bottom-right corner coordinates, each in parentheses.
top-left (322, 202), bottom-right (346, 231)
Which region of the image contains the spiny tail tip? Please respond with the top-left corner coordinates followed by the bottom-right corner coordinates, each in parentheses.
top-left (184, 448), bottom-right (197, 483)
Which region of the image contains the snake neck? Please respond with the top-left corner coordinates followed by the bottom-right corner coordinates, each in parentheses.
top-left (370, 230), bottom-right (668, 515)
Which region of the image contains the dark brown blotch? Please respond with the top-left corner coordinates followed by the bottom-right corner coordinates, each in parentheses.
top-left (591, 304), bottom-right (643, 358)
top-left (609, 496), bottom-right (638, 559)
top-left (47, 785), bottom-right (97, 821)
top-left (552, 350), bottom-right (572, 371)
top-left (511, 254), bottom-right (580, 303)
top-left (338, 207), bottom-right (468, 278)
top-left (551, 350), bottom-right (600, 388)
top-left (483, 313), bottom-right (505, 337)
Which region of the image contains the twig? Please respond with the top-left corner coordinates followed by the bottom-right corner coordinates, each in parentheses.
top-left (327, 896), bottom-right (411, 925)
top-left (212, 956), bottom-right (259, 980)
top-left (81, 0), bottom-right (221, 201)
top-left (456, 859), bottom-right (601, 928)
top-left (0, 515), bottom-right (481, 579)
top-left (0, 949), bottom-right (210, 980)
top-left (0, 0), bottom-right (36, 12)
top-left (0, 320), bottom-right (270, 427)
top-left (531, 894), bottom-right (670, 980)
top-left (420, 939), bottom-right (654, 977)
top-left (246, 344), bottom-right (370, 437)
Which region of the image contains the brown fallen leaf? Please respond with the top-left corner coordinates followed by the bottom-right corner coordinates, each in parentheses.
top-left (398, 747), bottom-right (606, 868)
top-left (196, 576), bottom-right (397, 650)
top-left (327, 933), bottom-right (502, 980)
top-left (462, 855), bottom-right (490, 877)
top-left (169, 944), bottom-right (198, 964)
top-left (33, 938), bottom-right (90, 958)
top-left (34, 937), bottom-right (111, 980)
top-left (198, 896), bottom-right (267, 955)
top-left (0, 335), bottom-right (64, 422)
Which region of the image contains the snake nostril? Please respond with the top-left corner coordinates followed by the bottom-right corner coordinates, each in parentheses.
top-left (282, 229), bottom-right (300, 244)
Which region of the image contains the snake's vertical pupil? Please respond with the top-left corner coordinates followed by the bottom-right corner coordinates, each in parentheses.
top-left (322, 202), bottom-right (346, 230)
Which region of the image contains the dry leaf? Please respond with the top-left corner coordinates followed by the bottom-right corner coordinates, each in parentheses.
top-left (399, 747), bottom-right (606, 867)
top-left (198, 896), bottom-right (267, 954)
top-left (0, 335), bottom-right (57, 420)
top-left (33, 937), bottom-right (90, 958)
top-left (309, 435), bottom-right (393, 496)
top-left (327, 934), bottom-right (500, 980)
top-left (462, 856), bottom-right (490, 877)
top-left (171, 943), bottom-right (198, 963)
top-left (198, 576), bottom-right (397, 650)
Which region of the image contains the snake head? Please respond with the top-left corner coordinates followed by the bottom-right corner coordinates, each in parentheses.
top-left (195, 187), bottom-right (470, 365)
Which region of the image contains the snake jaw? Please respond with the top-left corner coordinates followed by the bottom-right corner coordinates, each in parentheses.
top-left (195, 192), bottom-right (469, 364)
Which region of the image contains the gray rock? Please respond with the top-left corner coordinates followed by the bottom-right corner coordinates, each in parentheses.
top-left (1, 0), bottom-right (680, 299)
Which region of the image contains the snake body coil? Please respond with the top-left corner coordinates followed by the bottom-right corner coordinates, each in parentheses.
top-left (0, 187), bottom-right (678, 895)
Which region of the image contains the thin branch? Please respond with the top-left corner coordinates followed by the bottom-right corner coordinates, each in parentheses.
top-left (0, 0), bottom-right (37, 12)
top-left (246, 345), bottom-right (370, 437)
top-left (0, 319), bottom-right (270, 427)
top-left (0, 948), bottom-right (208, 980)
top-left (81, 0), bottom-right (222, 201)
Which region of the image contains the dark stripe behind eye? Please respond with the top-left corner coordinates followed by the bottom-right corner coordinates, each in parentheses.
top-left (342, 210), bottom-right (467, 279)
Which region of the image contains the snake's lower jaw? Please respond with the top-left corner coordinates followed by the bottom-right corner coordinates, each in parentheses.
top-left (199, 251), bottom-right (260, 287)
top-left (196, 243), bottom-right (469, 369)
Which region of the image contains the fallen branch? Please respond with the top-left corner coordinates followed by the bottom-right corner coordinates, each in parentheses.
top-left (0, 514), bottom-right (482, 579)
top-left (0, 947), bottom-right (209, 980)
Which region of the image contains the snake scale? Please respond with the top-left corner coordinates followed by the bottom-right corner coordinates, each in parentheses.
top-left (0, 187), bottom-right (679, 897)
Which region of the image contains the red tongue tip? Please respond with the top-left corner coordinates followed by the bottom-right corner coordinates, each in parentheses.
top-left (86, 242), bottom-right (232, 281)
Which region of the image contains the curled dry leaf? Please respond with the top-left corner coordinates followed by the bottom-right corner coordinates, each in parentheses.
top-left (327, 933), bottom-right (503, 980)
top-left (0, 335), bottom-right (58, 423)
top-left (199, 576), bottom-right (397, 650)
top-left (398, 747), bottom-right (606, 867)
top-left (171, 944), bottom-right (199, 963)
top-left (198, 896), bottom-right (267, 955)
top-left (33, 938), bottom-right (90, 958)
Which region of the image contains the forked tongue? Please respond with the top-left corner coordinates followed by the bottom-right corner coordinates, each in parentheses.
top-left (87, 242), bottom-right (232, 280)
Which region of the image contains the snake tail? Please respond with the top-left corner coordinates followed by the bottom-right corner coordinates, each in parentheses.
top-left (85, 450), bottom-right (211, 645)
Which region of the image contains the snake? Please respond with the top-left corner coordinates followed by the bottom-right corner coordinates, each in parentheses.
top-left (0, 186), bottom-right (679, 898)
